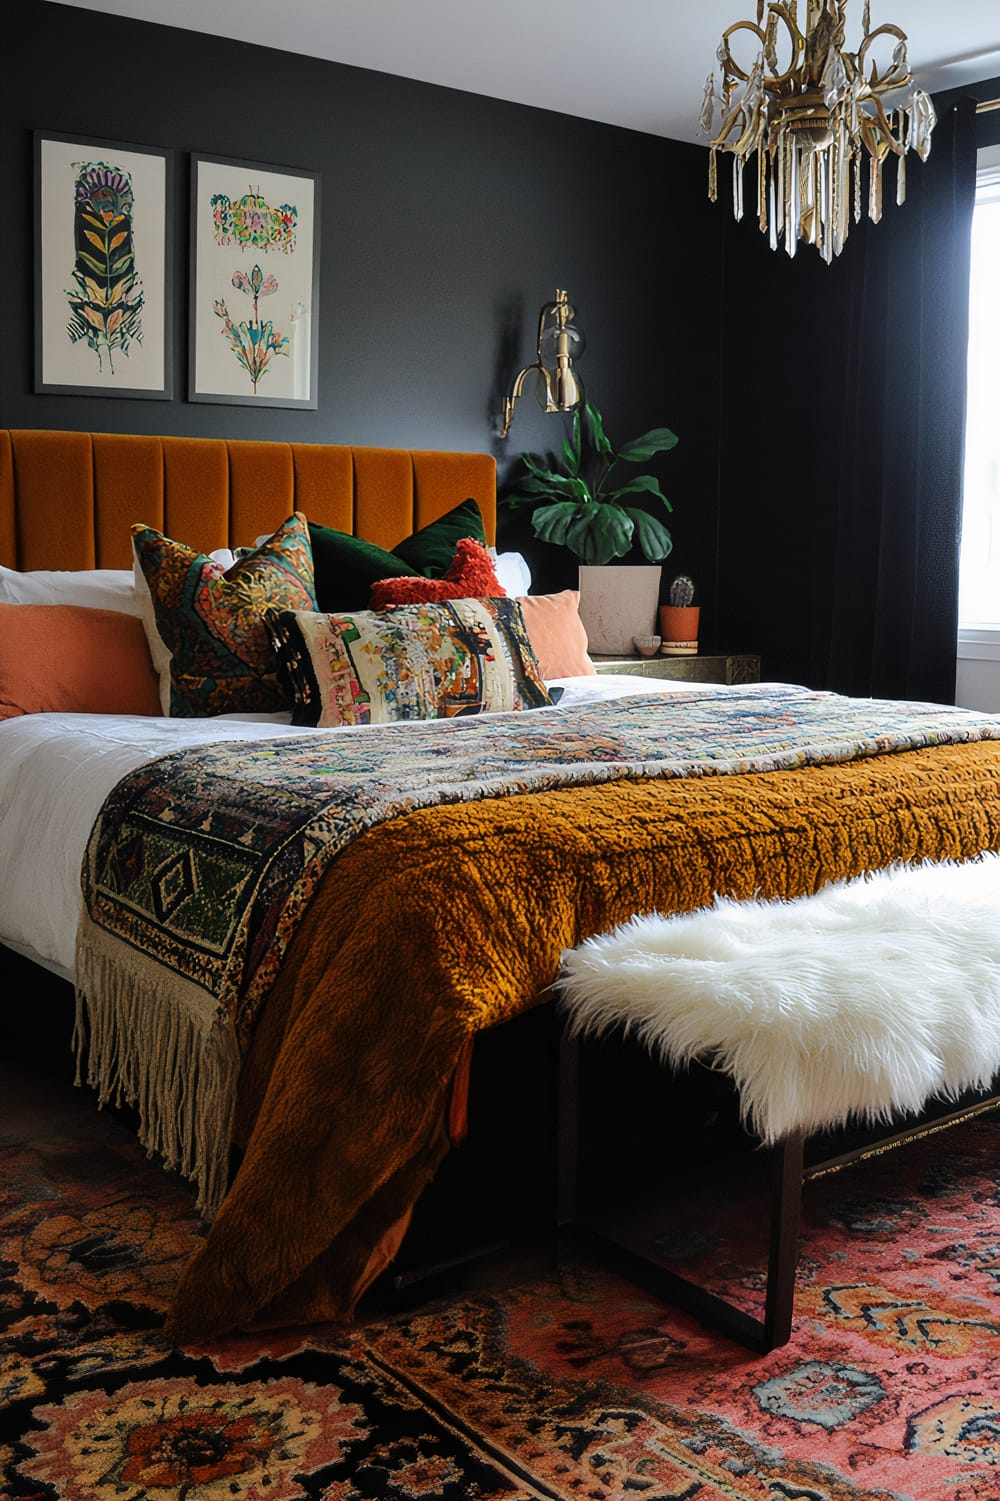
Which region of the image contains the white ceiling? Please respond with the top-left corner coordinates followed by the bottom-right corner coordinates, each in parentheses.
top-left (59, 0), bottom-right (1000, 144)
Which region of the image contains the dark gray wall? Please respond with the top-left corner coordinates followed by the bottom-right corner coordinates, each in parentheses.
top-left (1, 1), bottom-right (726, 612)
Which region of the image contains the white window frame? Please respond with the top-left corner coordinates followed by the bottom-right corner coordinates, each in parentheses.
top-left (958, 141), bottom-right (1000, 662)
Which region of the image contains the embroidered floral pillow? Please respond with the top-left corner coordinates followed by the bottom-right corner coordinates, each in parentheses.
top-left (269, 595), bottom-right (553, 727)
top-left (133, 512), bottom-right (317, 717)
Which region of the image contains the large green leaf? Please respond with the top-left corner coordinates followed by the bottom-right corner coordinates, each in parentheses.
top-left (616, 427), bottom-right (679, 463)
top-left (519, 461), bottom-right (586, 497)
top-left (585, 404), bottom-right (614, 459)
top-left (562, 411), bottom-right (582, 478)
top-left (607, 475), bottom-right (672, 511)
top-left (530, 501), bottom-right (584, 547)
top-left (504, 475), bottom-right (557, 500)
top-left (567, 505), bottom-right (635, 566)
top-left (521, 452), bottom-right (562, 482)
top-left (623, 507), bottom-right (674, 562)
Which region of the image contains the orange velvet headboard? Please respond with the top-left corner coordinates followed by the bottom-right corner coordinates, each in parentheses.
top-left (0, 430), bottom-right (496, 571)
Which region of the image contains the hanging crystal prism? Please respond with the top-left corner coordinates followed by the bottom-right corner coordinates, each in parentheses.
top-left (890, 38), bottom-right (908, 83)
top-left (821, 48), bottom-right (849, 110)
top-left (699, 73), bottom-right (716, 135)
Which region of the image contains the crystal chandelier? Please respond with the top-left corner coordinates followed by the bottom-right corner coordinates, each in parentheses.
top-left (701, 0), bottom-right (937, 261)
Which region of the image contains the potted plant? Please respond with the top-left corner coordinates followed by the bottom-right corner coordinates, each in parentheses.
top-left (660, 574), bottom-right (700, 656)
top-left (503, 403), bottom-right (679, 654)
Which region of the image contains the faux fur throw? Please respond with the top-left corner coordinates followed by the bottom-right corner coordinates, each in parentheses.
top-left (557, 856), bottom-right (1000, 1144)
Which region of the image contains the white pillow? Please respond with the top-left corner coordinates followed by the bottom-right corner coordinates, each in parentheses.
top-left (0, 563), bottom-right (140, 615)
top-left (488, 549), bottom-right (532, 598)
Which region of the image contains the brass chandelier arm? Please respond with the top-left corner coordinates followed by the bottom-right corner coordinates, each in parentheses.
top-left (716, 10), bottom-right (799, 91)
top-left (856, 22), bottom-right (909, 90)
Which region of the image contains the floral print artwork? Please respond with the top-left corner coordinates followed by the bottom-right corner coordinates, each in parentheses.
top-left (65, 160), bottom-right (143, 374)
top-left (210, 186), bottom-right (297, 252)
top-left (192, 159), bottom-right (316, 405)
top-left (214, 263), bottom-right (289, 393)
top-left (209, 182), bottom-right (298, 393)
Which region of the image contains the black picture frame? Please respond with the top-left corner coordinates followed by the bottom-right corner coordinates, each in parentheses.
top-left (188, 153), bottom-right (320, 409)
top-left (34, 131), bottom-right (173, 399)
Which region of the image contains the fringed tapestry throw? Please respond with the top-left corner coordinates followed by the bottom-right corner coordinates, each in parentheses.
top-left (76, 685), bottom-right (1000, 1217)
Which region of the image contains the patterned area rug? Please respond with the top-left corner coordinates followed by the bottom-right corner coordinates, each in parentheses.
top-left (5, 1049), bottom-right (1000, 1500)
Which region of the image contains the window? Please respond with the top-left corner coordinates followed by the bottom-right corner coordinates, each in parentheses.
top-left (958, 158), bottom-right (1000, 644)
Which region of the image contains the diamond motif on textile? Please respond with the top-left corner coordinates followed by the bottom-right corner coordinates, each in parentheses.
top-left (152, 849), bottom-right (197, 923)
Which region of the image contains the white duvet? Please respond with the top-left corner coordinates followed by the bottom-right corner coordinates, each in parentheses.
top-left (0, 675), bottom-right (711, 979)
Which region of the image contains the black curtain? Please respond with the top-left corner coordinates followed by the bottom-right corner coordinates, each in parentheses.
top-left (716, 100), bottom-right (978, 703)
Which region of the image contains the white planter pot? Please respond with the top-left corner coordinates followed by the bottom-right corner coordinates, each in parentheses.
top-left (577, 565), bottom-right (662, 657)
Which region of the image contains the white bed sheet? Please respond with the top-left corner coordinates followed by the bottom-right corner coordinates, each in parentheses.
top-left (0, 674), bottom-right (713, 979)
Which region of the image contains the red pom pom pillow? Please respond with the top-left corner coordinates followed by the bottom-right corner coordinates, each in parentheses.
top-left (368, 538), bottom-right (503, 608)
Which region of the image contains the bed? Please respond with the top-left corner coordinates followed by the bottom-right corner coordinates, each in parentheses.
top-left (3, 427), bottom-right (1000, 1345)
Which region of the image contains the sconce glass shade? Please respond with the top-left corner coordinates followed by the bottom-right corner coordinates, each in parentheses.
top-left (538, 303), bottom-right (586, 369)
top-left (501, 288), bottom-right (585, 437)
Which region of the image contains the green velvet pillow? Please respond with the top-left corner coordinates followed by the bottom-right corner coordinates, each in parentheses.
top-left (308, 498), bottom-right (487, 612)
top-left (391, 497), bottom-right (487, 577)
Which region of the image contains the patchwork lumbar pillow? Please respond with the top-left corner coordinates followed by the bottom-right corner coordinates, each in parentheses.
top-left (269, 595), bottom-right (553, 727)
top-left (368, 538), bottom-right (503, 609)
top-left (132, 512), bottom-right (317, 717)
top-left (308, 497), bottom-right (488, 612)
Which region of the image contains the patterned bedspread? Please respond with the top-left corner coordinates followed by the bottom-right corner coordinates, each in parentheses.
top-left (77, 685), bottom-right (1000, 1220)
top-left (84, 687), bottom-right (1000, 1020)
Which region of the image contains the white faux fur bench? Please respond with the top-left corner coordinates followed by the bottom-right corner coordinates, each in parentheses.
top-left (556, 855), bottom-right (1000, 1351)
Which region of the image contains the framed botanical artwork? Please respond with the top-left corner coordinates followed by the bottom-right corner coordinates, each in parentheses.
top-left (34, 132), bottom-right (173, 398)
top-left (189, 155), bottom-right (320, 409)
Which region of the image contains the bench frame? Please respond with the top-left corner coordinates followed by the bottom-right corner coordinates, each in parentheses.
top-left (558, 1028), bottom-right (1000, 1352)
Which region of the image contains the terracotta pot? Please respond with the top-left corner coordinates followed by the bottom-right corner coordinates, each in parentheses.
top-left (658, 604), bottom-right (700, 656)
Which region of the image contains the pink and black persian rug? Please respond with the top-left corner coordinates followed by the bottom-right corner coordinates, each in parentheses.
top-left (4, 1050), bottom-right (1000, 1500)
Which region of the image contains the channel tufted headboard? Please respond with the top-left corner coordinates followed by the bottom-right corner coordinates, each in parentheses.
top-left (0, 430), bottom-right (496, 570)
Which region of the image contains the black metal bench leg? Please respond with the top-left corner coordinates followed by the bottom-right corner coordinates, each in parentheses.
top-left (558, 1025), bottom-right (803, 1353)
top-left (762, 1130), bottom-right (804, 1350)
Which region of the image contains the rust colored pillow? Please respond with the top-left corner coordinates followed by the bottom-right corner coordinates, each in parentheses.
top-left (515, 590), bottom-right (597, 679)
top-left (368, 538), bottom-right (503, 608)
top-left (0, 603), bottom-right (161, 719)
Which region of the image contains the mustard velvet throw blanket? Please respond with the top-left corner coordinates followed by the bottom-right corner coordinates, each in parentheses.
top-left (73, 687), bottom-right (1000, 1337)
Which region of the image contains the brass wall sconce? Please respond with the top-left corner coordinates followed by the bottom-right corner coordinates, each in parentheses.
top-left (500, 288), bottom-right (585, 439)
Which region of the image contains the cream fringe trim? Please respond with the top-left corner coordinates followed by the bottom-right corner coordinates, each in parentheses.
top-left (74, 912), bottom-right (241, 1219)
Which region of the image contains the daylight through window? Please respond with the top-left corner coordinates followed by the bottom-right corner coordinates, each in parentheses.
top-left (959, 169), bottom-right (1000, 630)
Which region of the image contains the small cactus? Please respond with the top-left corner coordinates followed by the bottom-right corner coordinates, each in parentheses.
top-left (668, 574), bottom-right (695, 607)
